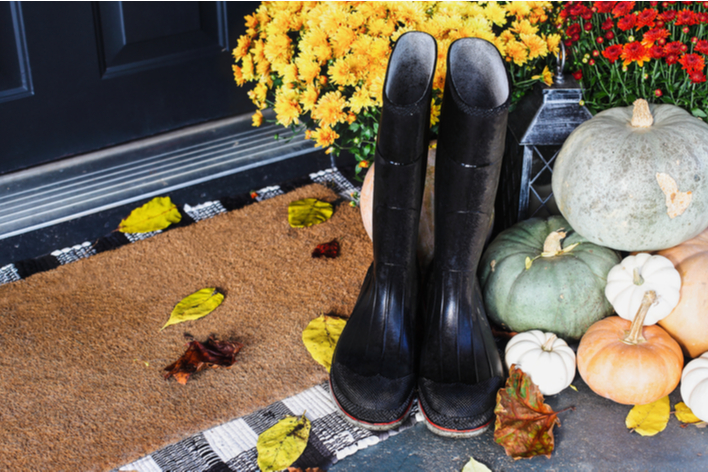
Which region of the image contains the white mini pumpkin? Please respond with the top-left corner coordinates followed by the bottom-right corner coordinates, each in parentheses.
top-left (604, 253), bottom-right (681, 325)
top-left (504, 330), bottom-right (576, 396)
top-left (681, 352), bottom-right (708, 422)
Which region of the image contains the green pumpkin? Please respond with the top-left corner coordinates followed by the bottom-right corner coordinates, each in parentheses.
top-left (479, 216), bottom-right (620, 340)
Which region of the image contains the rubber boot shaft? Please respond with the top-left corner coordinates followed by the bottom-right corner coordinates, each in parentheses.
top-left (330, 31), bottom-right (436, 428)
top-left (418, 38), bottom-right (509, 435)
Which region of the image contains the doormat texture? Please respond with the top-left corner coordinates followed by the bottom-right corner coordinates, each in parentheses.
top-left (0, 169), bottom-right (409, 471)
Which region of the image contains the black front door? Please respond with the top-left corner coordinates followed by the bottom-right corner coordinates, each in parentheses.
top-left (0, 1), bottom-right (258, 175)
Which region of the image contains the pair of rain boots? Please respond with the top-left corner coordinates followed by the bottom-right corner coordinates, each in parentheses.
top-left (329, 32), bottom-right (509, 437)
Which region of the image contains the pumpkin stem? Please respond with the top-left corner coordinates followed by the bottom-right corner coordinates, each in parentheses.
top-left (631, 99), bottom-right (653, 128)
top-left (542, 230), bottom-right (566, 255)
top-left (542, 334), bottom-right (557, 351)
top-left (633, 267), bottom-right (644, 285)
top-left (622, 290), bottom-right (657, 345)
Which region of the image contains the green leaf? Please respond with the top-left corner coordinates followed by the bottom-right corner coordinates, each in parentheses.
top-left (692, 109), bottom-right (707, 118)
top-left (675, 402), bottom-right (702, 424)
top-left (118, 196), bottom-right (181, 233)
top-left (288, 198), bottom-right (333, 228)
top-left (626, 396), bottom-right (670, 436)
top-left (302, 314), bottom-right (347, 372)
top-left (461, 457), bottom-right (491, 472)
top-left (161, 288), bottom-right (224, 331)
top-left (257, 414), bottom-right (311, 472)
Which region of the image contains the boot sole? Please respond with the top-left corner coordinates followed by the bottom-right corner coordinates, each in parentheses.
top-left (328, 378), bottom-right (413, 432)
top-left (418, 403), bottom-right (492, 438)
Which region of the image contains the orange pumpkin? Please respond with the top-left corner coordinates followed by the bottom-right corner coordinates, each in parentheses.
top-left (577, 291), bottom-right (684, 405)
top-left (656, 228), bottom-right (708, 358)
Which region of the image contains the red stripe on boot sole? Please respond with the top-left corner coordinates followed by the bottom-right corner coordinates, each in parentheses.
top-left (418, 402), bottom-right (492, 434)
top-left (328, 378), bottom-right (413, 428)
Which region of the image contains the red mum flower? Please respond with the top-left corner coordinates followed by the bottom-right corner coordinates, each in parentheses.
top-left (655, 89), bottom-right (662, 97)
top-left (622, 41), bottom-right (652, 66)
top-left (698, 12), bottom-right (708, 23)
top-left (664, 41), bottom-right (685, 56)
top-left (618, 14), bottom-right (637, 31)
top-left (642, 28), bottom-right (671, 46)
top-left (596, 2), bottom-right (618, 14)
top-left (665, 54), bottom-right (679, 65)
top-left (636, 8), bottom-right (658, 28)
top-left (573, 70), bottom-right (583, 80)
top-left (658, 10), bottom-right (677, 22)
top-left (679, 53), bottom-right (706, 72)
top-left (612, 1), bottom-right (635, 18)
top-left (566, 23), bottom-right (582, 37)
top-left (603, 44), bottom-right (624, 63)
top-left (579, 6), bottom-right (593, 20)
top-left (569, 3), bottom-right (585, 17)
top-left (696, 39), bottom-right (708, 55)
top-left (649, 45), bottom-right (666, 58)
top-left (602, 17), bottom-right (615, 30)
top-left (689, 70), bottom-right (707, 83)
top-left (606, 31), bottom-right (615, 40)
top-left (676, 9), bottom-right (699, 26)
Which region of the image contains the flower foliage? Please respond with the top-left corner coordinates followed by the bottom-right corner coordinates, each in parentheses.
top-left (562, 1), bottom-right (708, 118)
top-left (233, 2), bottom-right (560, 175)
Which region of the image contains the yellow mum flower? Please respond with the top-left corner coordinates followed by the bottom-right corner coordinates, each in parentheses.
top-left (255, 58), bottom-right (270, 79)
top-left (252, 40), bottom-right (266, 64)
top-left (348, 86), bottom-right (375, 114)
top-left (368, 18), bottom-right (395, 38)
top-left (263, 34), bottom-right (292, 68)
top-left (499, 30), bottom-right (516, 44)
top-left (282, 63), bottom-right (299, 85)
top-left (244, 14), bottom-right (258, 30)
top-left (368, 38), bottom-right (391, 67)
top-left (545, 33), bottom-right (561, 55)
top-left (505, 40), bottom-right (528, 65)
top-left (252, 82), bottom-right (268, 105)
top-left (233, 36), bottom-right (251, 60)
top-left (295, 54), bottom-right (320, 86)
top-left (332, 27), bottom-right (358, 58)
top-left (300, 84), bottom-right (320, 112)
top-left (312, 91), bottom-right (347, 127)
top-left (232, 65), bottom-right (245, 86)
top-left (511, 19), bottom-right (538, 35)
top-left (350, 35), bottom-right (374, 57)
top-left (430, 100), bottom-right (441, 127)
top-left (522, 33), bottom-right (548, 60)
top-left (273, 89), bottom-right (301, 127)
top-left (329, 58), bottom-right (352, 87)
top-left (311, 125), bottom-right (340, 148)
top-left (532, 65), bottom-right (553, 86)
top-left (241, 54), bottom-right (255, 81)
top-left (301, 29), bottom-right (331, 64)
top-left (484, 2), bottom-right (508, 26)
top-left (252, 110), bottom-right (263, 127)
top-left (506, 2), bottom-right (531, 20)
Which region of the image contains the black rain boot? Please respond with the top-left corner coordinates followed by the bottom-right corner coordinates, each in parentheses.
top-left (329, 31), bottom-right (437, 430)
top-left (418, 38), bottom-right (509, 438)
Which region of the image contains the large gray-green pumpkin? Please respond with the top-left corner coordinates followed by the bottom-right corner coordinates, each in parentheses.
top-left (551, 99), bottom-right (708, 251)
top-left (479, 216), bottom-right (620, 340)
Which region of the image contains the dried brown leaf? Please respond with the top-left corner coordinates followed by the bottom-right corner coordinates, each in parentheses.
top-left (494, 365), bottom-right (565, 460)
top-left (164, 336), bottom-right (243, 385)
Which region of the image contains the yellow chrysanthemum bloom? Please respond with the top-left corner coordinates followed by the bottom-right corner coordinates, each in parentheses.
top-left (430, 100), bottom-right (441, 126)
top-left (328, 58), bottom-right (352, 87)
top-left (311, 125), bottom-right (340, 148)
top-left (263, 34), bottom-right (292, 69)
top-left (241, 54), bottom-right (255, 81)
top-left (506, 1), bottom-right (532, 20)
top-left (232, 65), bottom-right (245, 86)
top-left (300, 84), bottom-right (320, 112)
top-left (522, 33), bottom-right (548, 60)
top-left (233, 36), bottom-right (251, 60)
top-left (332, 27), bottom-right (358, 57)
top-left (532, 66), bottom-right (553, 86)
top-left (505, 40), bottom-right (529, 65)
top-left (312, 91), bottom-right (347, 127)
top-left (545, 33), bottom-right (561, 55)
top-left (511, 19), bottom-right (539, 36)
top-left (484, 2), bottom-right (507, 26)
top-left (252, 109), bottom-right (264, 127)
top-left (273, 89), bottom-right (301, 127)
top-left (348, 86), bottom-right (375, 114)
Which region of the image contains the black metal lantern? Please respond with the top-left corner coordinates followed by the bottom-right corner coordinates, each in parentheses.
top-left (494, 62), bottom-right (593, 236)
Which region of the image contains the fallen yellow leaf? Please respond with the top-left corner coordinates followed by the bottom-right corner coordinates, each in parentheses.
top-left (257, 414), bottom-right (311, 472)
top-left (288, 198), bottom-right (333, 228)
top-left (161, 288), bottom-right (224, 331)
top-left (461, 456), bottom-right (492, 472)
top-left (626, 396), bottom-right (670, 436)
top-left (302, 314), bottom-right (346, 372)
top-left (118, 196), bottom-right (182, 233)
top-left (675, 402), bottom-right (702, 424)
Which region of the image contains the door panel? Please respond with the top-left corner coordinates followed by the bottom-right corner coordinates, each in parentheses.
top-left (0, 1), bottom-right (258, 175)
top-left (0, 1), bottom-right (33, 104)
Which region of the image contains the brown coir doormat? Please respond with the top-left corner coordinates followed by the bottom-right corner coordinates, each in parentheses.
top-left (0, 184), bottom-right (372, 471)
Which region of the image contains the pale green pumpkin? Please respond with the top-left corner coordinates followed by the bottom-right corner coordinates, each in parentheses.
top-left (479, 216), bottom-right (620, 340)
top-left (552, 99), bottom-right (708, 252)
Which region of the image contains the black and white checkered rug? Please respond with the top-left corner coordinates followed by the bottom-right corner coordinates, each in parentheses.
top-left (1, 167), bottom-right (425, 471)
